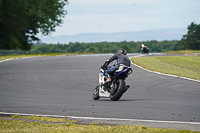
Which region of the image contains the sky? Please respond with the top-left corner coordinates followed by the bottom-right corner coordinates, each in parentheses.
top-left (49, 0), bottom-right (200, 36)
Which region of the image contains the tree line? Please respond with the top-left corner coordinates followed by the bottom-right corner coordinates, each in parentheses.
top-left (31, 40), bottom-right (178, 53)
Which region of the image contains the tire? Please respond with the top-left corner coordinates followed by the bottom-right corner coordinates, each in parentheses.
top-left (144, 49), bottom-right (148, 53)
top-left (110, 79), bottom-right (125, 101)
top-left (146, 49), bottom-right (149, 53)
top-left (93, 85), bottom-right (100, 100)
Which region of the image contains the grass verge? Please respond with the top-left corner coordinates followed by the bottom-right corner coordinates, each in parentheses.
top-left (11, 115), bottom-right (77, 123)
top-left (131, 55), bottom-right (200, 81)
top-left (0, 115), bottom-right (199, 133)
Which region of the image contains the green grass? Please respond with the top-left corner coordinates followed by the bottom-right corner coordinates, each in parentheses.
top-left (131, 56), bottom-right (200, 81)
top-left (0, 116), bottom-right (198, 133)
top-left (11, 115), bottom-right (77, 123)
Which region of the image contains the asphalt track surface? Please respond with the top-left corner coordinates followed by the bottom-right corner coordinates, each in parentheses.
top-left (0, 54), bottom-right (200, 130)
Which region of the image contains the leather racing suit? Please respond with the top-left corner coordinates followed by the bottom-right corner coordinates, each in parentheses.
top-left (101, 53), bottom-right (131, 77)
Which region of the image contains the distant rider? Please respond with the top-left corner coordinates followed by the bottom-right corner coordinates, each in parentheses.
top-left (140, 42), bottom-right (149, 53)
top-left (141, 42), bottom-right (145, 51)
top-left (101, 48), bottom-right (131, 85)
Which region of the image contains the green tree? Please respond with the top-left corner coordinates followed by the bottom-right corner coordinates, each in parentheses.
top-left (178, 22), bottom-right (200, 50)
top-left (120, 43), bottom-right (131, 53)
top-left (0, 0), bottom-right (68, 50)
top-left (30, 40), bottom-right (179, 54)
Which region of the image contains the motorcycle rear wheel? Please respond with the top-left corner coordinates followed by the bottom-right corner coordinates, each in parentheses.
top-left (110, 79), bottom-right (125, 101)
top-left (93, 85), bottom-right (100, 100)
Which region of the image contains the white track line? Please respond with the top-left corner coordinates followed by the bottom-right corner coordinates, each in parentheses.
top-left (129, 55), bottom-right (200, 83)
top-left (0, 112), bottom-right (200, 125)
top-left (0, 57), bottom-right (37, 64)
top-left (0, 58), bottom-right (16, 63)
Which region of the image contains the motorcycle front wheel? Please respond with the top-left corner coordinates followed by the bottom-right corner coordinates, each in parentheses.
top-left (110, 79), bottom-right (125, 101)
top-left (93, 85), bottom-right (100, 100)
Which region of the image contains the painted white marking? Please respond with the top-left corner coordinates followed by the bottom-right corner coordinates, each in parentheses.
top-left (0, 57), bottom-right (33, 63)
top-left (129, 55), bottom-right (200, 83)
top-left (0, 112), bottom-right (200, 125)
top-left (0, 58), bottom-right (16, 63)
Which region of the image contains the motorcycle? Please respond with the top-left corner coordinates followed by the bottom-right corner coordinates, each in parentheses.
top-left (142, 46), bottom-right (149, 54)
top-left (93, 62), bottom-right (132, 101)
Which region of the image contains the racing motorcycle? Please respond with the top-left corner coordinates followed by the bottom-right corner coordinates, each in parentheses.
top-left (93, 62), bottom-right (132, 101)
top-left (142, 46), bottom-right (149, 54)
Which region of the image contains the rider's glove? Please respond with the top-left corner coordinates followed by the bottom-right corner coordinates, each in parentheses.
top-left (101, 59), bottom-right (109, 70)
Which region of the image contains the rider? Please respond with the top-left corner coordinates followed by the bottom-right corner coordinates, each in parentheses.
top-left (101, 48), bottom-right (131, 85)
top-left (141, 42), bottom-right (145, 51)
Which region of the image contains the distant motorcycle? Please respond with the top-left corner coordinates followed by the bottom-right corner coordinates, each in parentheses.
top-left (142, 46), bottom-right (149, 54)
top-left (93, 62), bottom-right (132, 101)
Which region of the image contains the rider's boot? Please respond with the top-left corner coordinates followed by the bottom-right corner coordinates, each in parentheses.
top-left (124, 85), bottom-right (130, 93)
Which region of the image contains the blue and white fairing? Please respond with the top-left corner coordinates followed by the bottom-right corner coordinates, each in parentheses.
top-left (108, 64), bottom-right (132, 80)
